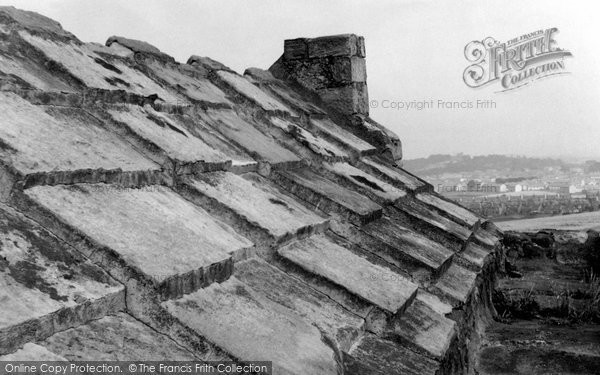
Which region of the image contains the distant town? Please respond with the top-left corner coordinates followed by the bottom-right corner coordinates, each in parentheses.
top-left (403, 154), bottom-right (600, 221)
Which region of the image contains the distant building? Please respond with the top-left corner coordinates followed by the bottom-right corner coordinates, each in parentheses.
top-left (548, 181), bottom-right (571, 195)
top-left (467, 180), bottom-right (482, 192)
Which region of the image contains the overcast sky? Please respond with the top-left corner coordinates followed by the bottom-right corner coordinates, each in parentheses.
top-left (5, 0), bottom-right (600, 160)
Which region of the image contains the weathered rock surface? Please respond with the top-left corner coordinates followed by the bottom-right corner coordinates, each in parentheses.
top-left (41, 313), bottom-right (198, 360)
top-left (278, 235), bottom-right (418, 313)
top-left (183, 171), bottom-right (329, 243)
top-left (273, 167), bottom-right (382, 225)
top-left (0, 204), bottom-right (124, 355)
top-left (23, 184), bottom-right (252, 299)
top-left (0, 7), bottom-right (505, 374)
top-left (163, 277), bottom-right (340, 375)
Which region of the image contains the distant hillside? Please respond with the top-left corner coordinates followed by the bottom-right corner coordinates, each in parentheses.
top-left (403, 154), bottom-right (565, 176)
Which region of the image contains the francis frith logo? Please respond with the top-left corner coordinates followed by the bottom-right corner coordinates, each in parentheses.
top-left (463, 28), bottom-right (572, 92)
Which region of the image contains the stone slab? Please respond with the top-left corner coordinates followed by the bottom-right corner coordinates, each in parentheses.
top-left (474, 227), bottom-right (500, 248)
top-left (19, 32), bottom-right (183, 103)
top-left (146, 60), bottom-right (231, 105)
top-left (362, 217), bottom-right (454, 272)
top-left (171, 112), bottom-right (257, 168)
top-left (41, 312), bottom-right (197, 360)
top-left (216, 70), bottom-right (292, 113)
top-left (273, 168), bottom-right (382, 225)
top-left (0, 343), bottom-right (67, 361)
top-left (328, 223), bottom-right (430, 282)
top-left (307, 34), bottom-right (361, 58)
top-left (0, 51), bottom-right (73, 92)
top-left (310, 118), bottom-right (376, 155)
top-left (235, 258), bottom-right (363, 351)
top-left (278, 235), bottom-right (418, 313)
top-left (163, 277), bottom-right (339, 375)
top-left (107, 105), bottom-right (230, 165)
top-left (0, 205), bottom-right (125, 355)
top-left (0, 6), bottom-right (73, 37)
top-left (345, 334), bottom-right (440, 375)
top-left (359, 157), bottom-right (427, 191)
top-left (25, 184), bottom-right (252, 299)
top-left (283, 38), bottom-right (307, 60)
top-left (390, 298), bottom-right (457, 359)
top-left (188, 172), bottom-right (328, 240)
top-left (395, 198), bottom-right (472, 242)
top-left (416, 193), bottom-right (480, 227)
top-left (459, 242), bottom-right (494, 270)
top-left (270, 117), bottom-right (348, 159)
top-left (415, 289), bottom-right (453, 316)
top-left (323, 162), bottom-right (406, 203)
top-left (0, 92), bottom-right (159, 175)
top-left (432, 262), bottom-right (478, 305)
top-left (267, 84), bottom-right (326, 115)
top-left (202, 109), bottom-right (300, 165)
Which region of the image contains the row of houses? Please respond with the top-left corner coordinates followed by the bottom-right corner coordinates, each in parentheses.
top-left (440, 179), bottom-right (600, 196)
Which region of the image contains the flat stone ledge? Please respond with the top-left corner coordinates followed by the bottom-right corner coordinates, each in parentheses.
top-left (0, 205), bottom-right (125, 355)
top-left (235, 258), bottom-right (364, 352)
top-left (185, 171), bottom-right (329, 242)
top-left (24, 184), bottom-right (252, 300)
top-left (345, 334), bottom-right (440, 375)
top-left (278, 235), bottom-right (418, 314)
top-left (431, 262), bottom-right (478, 306)
top-left (163, 277), bottom-right (339, 375)
top-left (272, 167), bottom-right (382, 226)
top-left (389, 298), bottom-right (457, 359)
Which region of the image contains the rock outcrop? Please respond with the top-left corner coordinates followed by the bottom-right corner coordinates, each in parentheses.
top-left (0, 6), bottom-right (504, 374)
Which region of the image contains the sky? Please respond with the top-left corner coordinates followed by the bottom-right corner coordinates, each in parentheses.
top-left (3, 0), bottom-right (600, 160)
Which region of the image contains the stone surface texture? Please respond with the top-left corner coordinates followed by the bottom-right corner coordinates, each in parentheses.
top-left (0, 7), bottom-right (504, 375)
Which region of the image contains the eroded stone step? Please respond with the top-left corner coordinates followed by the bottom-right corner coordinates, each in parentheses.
top-left (105, 104), bottom-right (232, 172)
top-left (387, 298), bottom-right (457, 359)
top-left (278, 235), bottom-right (418, 314)
top-left (431, 262), bottom-right (478, 306)
top-left (392, 198), bottom-right (472, 249)
top-left (358, 156), bottom-right (428, 192)
top-left (344, 334), bottom-right (440, 375)
top-left (142, 58), bottom-right (232, 106)
top-left (18, 30), bottom-right (183, 103)
top-left (235, 258), bottom-right (364, 352)
top-left (322, 162), bottom-right (406, 204)
top-left (0, 92), bottom-right (162, 199)
top-left (309, 118), bottom-right (376, 156)
top-left (416, 192), bottom-right (480, 229)
top-left (215, 70), bottom-right (295, 114)
top-left (272, 167), bottom-right (382, 225)
top-left (269, 117), bottom-right (349, 161)
top-left (21, 184), bottom-right (253, 300)
top-left (361, 217), bottom-right (454, 276)
top-left (457, 241), bottom-right (494, 272)
top-left (163, 277), bottom-right (339, 375)
top-left (473, 227), bottom-right (501, 249)
top-left (0, 205), bottom-right (125, 355)
top-left (329, 222), bottom-right (431, 283)
top-left (162, 110), bottom-right (259, 173)
top-left (256, 77), bottom-right (326, 115)
top-left (39, 312), bottom-right (198, 360)
top-left (201, 109), bottom-right (301, 167)
top-left (179, 172), bottom-right (329, 249)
